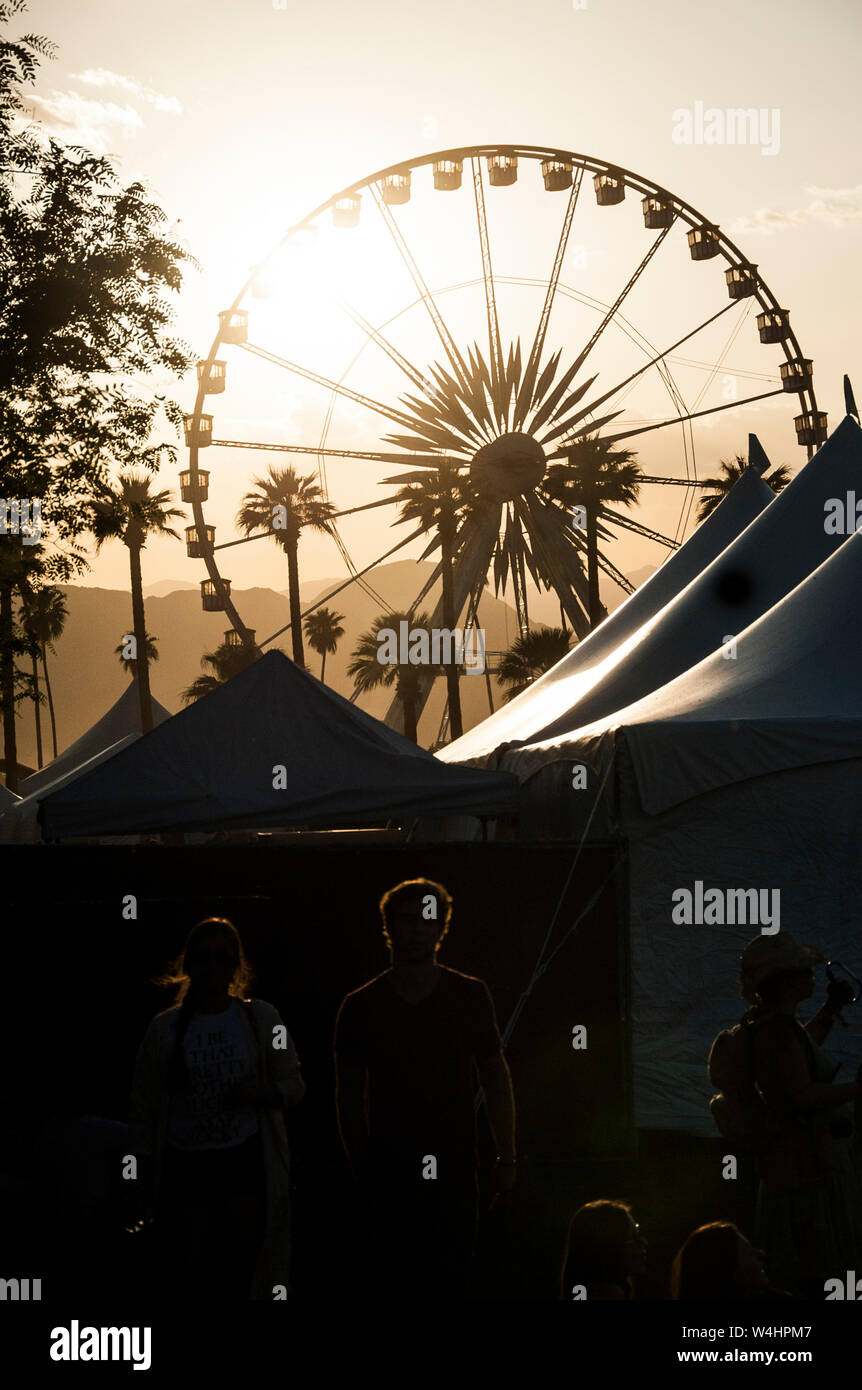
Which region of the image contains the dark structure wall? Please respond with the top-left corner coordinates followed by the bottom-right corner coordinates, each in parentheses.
top-left (3, 841), bottom-right (626, 1155)
top-left (2, 841), bottom-right (642, 1297)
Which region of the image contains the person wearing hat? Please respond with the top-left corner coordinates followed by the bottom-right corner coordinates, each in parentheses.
top-left (738, 932), bottom-right (862, 1294)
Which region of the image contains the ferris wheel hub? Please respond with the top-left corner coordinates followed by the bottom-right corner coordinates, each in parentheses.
top-left (470, 431), bottom-right (546, 501)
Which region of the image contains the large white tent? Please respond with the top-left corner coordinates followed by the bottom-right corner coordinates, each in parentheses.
top-left (439, 464), bottom-right (774, 765)
top-left (19, 682), bottom-right (171, 796)
top-left (38, 651), bottom-right (517, 839)
top-left (441, 415), bottom-right (862, 767)
top-left (488, 433), bottom-right (862, 1135)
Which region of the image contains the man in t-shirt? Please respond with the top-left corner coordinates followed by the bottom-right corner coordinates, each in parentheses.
top-left (334, 877), bottom-right (516, 1297)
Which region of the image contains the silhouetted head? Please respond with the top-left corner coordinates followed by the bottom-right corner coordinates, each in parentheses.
top-left (561, 1199), bottom-right (647, 1298)
top-left (158, 917), bottom-right (253, 1007)
top-left (671, 1222), bottom-right (769, 1299)
top-left (155, 918), bottom-right (254, 1093)
top-left (755, 967), bottom-right (815, 1009)
top-left (379, 878), bottom-right (452, 962)
top-left (739, 933), bottom-right (822, 1006)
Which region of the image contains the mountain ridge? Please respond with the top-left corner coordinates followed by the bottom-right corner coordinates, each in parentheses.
top-left (13, 560), bottom-right (653, 768)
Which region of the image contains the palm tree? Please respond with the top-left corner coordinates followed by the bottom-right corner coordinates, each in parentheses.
top-left (0, 540), bottom-right (46, 790)
top-left (388, 461), bottom-right (477, 741)
top-left (303, 606), bottom-right (345, 683)
top-left (236, 466), bottom-right (337, 669)
top-left (115, 631), bottom-right (159, 680)
top-left (696, 453), bottom-right (792, 522)
top-left (497, 627), bottom-right (574, 702)
top-left (348, 611), bottom-right (439, 744)
top-left (17, 591), bottom-right (46, 770)
top-left (88, 472), bottom-right (184, 734)
top-left (545, 434), bottom-right (642, 630)
top-left (183, 639), bottom-right (261, 704)
top-left (19, 586), bottom-right (67, 761)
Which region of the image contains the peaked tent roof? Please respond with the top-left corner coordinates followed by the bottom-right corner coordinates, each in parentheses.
top-left (39, 651), bottom-right (517, 839)
top-left (20, 682), bottom-right (172, 796)
top-left (0, 735), bottom-right (138, 844)
top-left (0, 782), bottom-right (21, 810)
top-left (510, 525), bottom-right (862, 812)
top-left (438, 465), bottom-right (775, 765)
top-left (447, 415), bottom-right (862, 766)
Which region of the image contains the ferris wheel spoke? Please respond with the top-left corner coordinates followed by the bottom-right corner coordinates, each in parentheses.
top-left (405, 507), bottom-right (498, 612)
top-left (212, 438), bottom-right (447, 467)
top-left (543, 497), bottom-right (615, 551)
top-left (424, 362), bottom-right (490, 444)
top-left (378, 466), bottom-right (465, 487)
top-left (690, 300), bottom-right (751, 414)
top-left (529, 360), bottom-right (588, 435)
top-left (343, 306), bottom-right (482, 450)
top-left (512, 497), bottom-right (544, 592)
top-left (370, 184), bottom-right (474, 398)
top-left (471, 157), bottom-right (506, 427)
top-left (379, 512), bottom-right (500, 729)
top-left (514, 169), bottom-right (584, 431)
top-left (545, 409), bottom-right (626, 457)
top-left (381, 427), bottom-right (473, 457)
top-left (601, 387), bottom-right (784, 445)
top-left (257, 526), bottom-right (426, 650)
top-left (240, 342), bottom-right (419, 432)
top-left (548, 301), bottom-right (740, 450)
top-left (212, 531), bottom-right (269, 552)
top-left (387, 387), bottom-right (486, 453)
top-left (339, 301), bottom-right (431, 392)
top-left (339, 305), bottom-right (486, 449)
top-left (637, 475), bottom-right (710, 487)
top-left (603, 511), bottom-right (680, 549)
top-left (331, 497), bottom-right (405, 519)
top-left (534, 372), bottom-right (602, 442)
top-left (522, 494), bottom-right (592, 638)
top-left (593, 549), bottom-right (635, 595)
top-left (569, 219), bottom-right (676, 378)
top-left (496, 505), bottom-right (523, 614)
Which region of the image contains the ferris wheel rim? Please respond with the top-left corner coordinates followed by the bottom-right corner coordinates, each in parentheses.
top-left (186, 141), bottom-right (822, 645)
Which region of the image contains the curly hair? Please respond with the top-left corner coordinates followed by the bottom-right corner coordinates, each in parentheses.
top-left (378, 878), bottom-right (453, 951)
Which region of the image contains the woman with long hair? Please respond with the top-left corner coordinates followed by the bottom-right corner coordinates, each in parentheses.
top-left (670, 1222), bottom-right (787, 1300)
top-left (129, 917), bottom-right (305, 1300)
top-left (560, 1199), bottom-right (647, 1300)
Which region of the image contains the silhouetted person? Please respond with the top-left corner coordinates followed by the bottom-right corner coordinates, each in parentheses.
top-left (736, 933), bottom-right (862, 1293)
top-left (671, 1221), bottom-right (790, 1300)
top-left (129, 917), bottom-right (305, 1300)
top-left (561, 1200), bottom-right (647, 1300)
top-left (334, 878), bottom-right (516, 1298)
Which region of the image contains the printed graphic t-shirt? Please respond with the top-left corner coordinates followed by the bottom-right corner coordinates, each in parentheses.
top-left (334, 966), bottom-right (502, 1174)
top-left (167, 1000), bottom-right (259, 1151)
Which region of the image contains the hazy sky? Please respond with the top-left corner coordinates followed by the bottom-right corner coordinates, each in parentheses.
top-left (21, 0), bottom-right (862, 601)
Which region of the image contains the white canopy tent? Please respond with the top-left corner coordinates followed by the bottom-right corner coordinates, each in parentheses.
top-left (439, 465), bottom-right (776, 765)
top-left (19, 683), bottom-right (171, 797)
top-left (499, 516), bottom-right (862, 1135)
top-left (441, 415), bottom-right (862, 768)
top-left (0, 735), bottom-right (139, 845)
top-left (38, 651), bottom-right (518, 839)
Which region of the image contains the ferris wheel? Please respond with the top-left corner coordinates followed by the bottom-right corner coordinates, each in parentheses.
top-left (182, 143), bottom-right (824, 727)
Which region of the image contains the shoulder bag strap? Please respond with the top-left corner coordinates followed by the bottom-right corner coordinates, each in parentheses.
top-left (242, 998), bottom-right (267, 1080)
